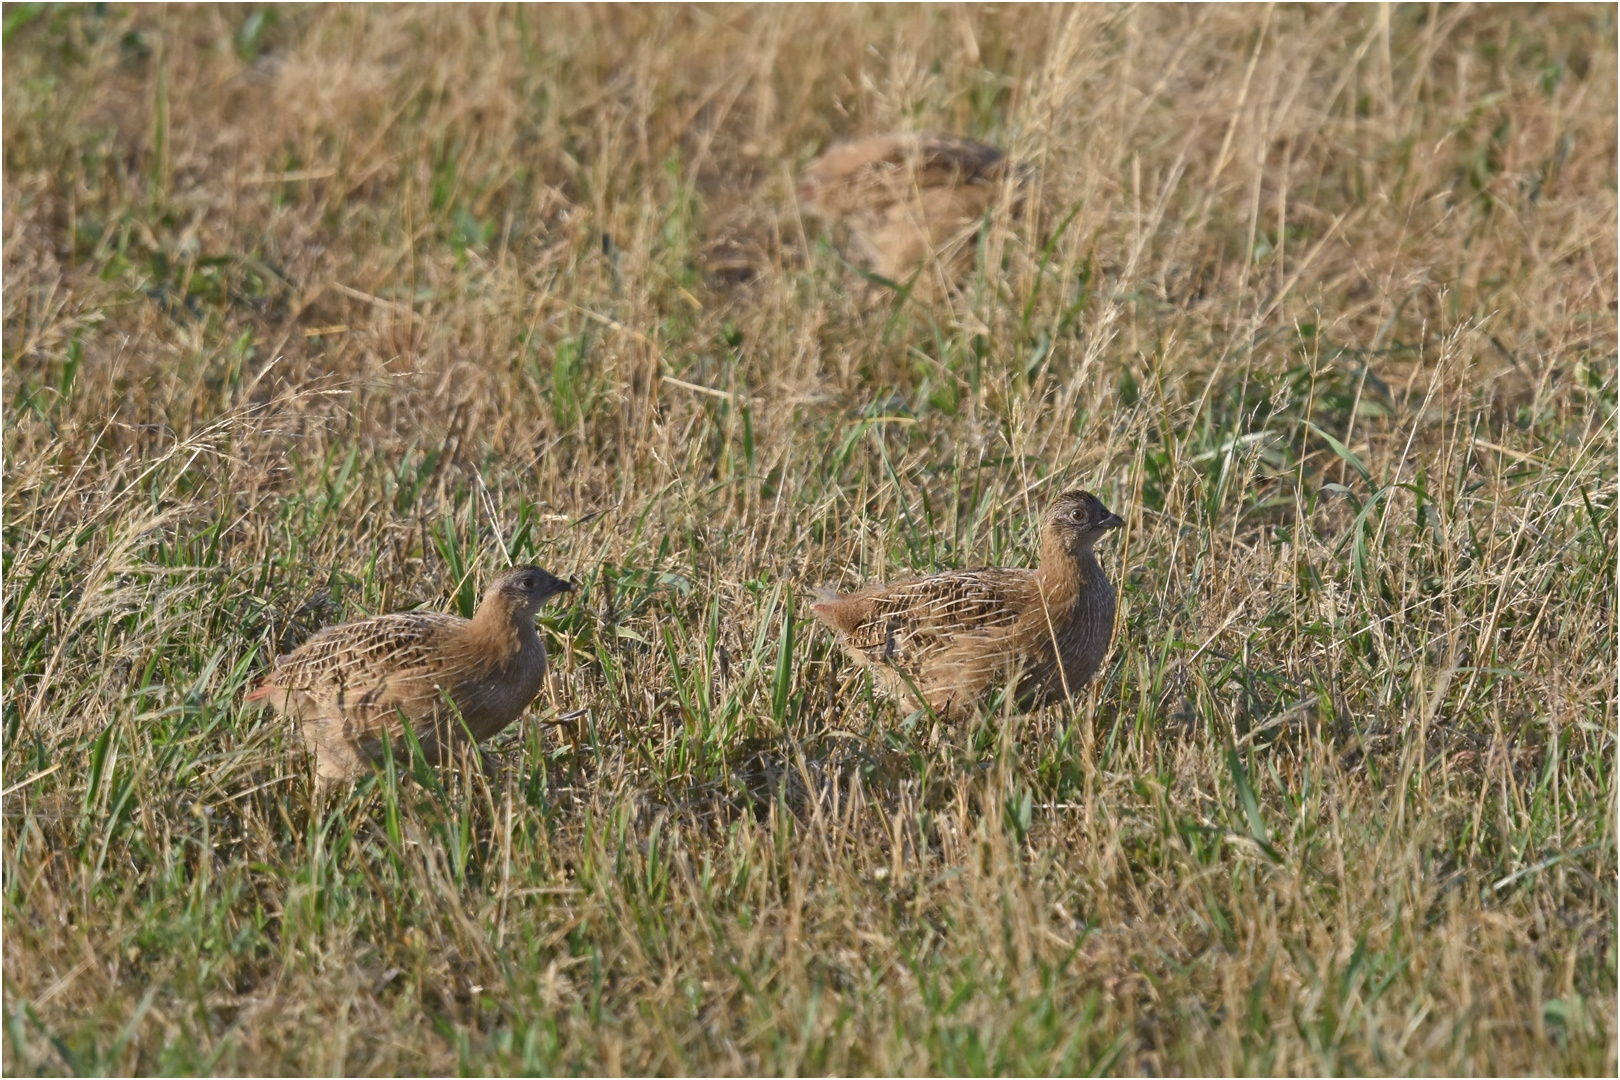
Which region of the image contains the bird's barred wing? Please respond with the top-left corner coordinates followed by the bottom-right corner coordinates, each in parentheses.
top-left (908, 134), bottom-right (1007, 184)
top-left (845, 134), bottom-right (1004, 182)
top-left (264, 612), bottom-right (464, 703)
top-left (843, 570), bottom-right (1030, 665)
top-left (816, 136), bottom-right (1006, 216)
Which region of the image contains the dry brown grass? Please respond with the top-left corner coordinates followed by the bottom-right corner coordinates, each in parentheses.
top-left (3, 4), bottom-right (1616, 1074)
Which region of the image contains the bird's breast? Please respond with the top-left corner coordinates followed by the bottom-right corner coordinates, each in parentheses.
top-left (451, 631), bottom-right (547, 737)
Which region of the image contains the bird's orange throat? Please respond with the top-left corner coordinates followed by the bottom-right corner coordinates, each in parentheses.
top-left (468, 601), bottom-right (537, 665)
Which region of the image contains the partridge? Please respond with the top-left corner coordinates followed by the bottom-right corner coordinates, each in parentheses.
top-left (812, 490), bottom-right (1123, 719)
top-left (797, 131), bottom-right (1026, 286)
top-left (249, 565), bottom-right (573, 787)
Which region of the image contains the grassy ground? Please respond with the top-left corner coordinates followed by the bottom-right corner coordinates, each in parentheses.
top-left (3, 4), bottom-right (1616, 1074)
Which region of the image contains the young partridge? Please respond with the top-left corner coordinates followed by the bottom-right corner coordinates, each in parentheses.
top-left (812, 490), bottom-right (1123, 719)
top-left (249, 565), bottom-right (573, 788)
top-left (797, 131), bottom-right (1026, 286)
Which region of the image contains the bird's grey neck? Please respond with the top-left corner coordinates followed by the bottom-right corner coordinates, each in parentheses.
top-left (1073, 545), bottom-right (1108, 588)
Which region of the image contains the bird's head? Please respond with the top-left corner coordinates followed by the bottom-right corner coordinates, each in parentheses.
top-left (491, 565), bottom-right (574, 616)
top-left (1044, 489), bottom-right (1125, 551)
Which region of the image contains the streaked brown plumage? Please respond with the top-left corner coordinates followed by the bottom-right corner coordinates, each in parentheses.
top-left (812, 490), bottom-right (1123, 719)
top-left (249, 565), bottom-right (573, 787)
top-left (797, 131), bottom-right (1026, 285)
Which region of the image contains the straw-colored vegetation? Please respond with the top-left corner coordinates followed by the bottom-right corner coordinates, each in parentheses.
top-left (3, 4), bottom-right (1615, 1074)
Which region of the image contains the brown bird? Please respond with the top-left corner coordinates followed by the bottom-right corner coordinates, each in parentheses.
top-left (249, 565), bottom-right (573, 789)
top-left (797, 131), bottom-right (1026, 287)
top-left (811, 490), bottom-right (1123, 719)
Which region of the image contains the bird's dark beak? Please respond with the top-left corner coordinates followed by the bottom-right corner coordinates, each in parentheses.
top-left (1099, 511), bottom-right (1125, 531)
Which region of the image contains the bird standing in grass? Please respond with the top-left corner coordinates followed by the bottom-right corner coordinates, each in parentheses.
top-left (249, 565), bottom-right (573, 789)
top-left (797, 131), bottom-right (1027, 288)
top-left (811, 490), bottom-right (1123, 719)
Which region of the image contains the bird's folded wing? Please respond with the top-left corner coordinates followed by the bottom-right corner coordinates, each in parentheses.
top-left (846, 570), bottom-right (1030, 664)
top-left (908, 135), bottom-right (1006, 184)
top-left (267, 612), bottom-right (463, 696)
top-left (822, 137), bottom-right (1004, 212)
